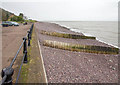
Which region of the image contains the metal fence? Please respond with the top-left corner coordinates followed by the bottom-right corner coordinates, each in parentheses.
top-left (0, 24), bottom-right (34, 85)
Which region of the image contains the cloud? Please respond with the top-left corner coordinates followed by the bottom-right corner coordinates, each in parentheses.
top-left (1, 0), bottom-right (119, 21)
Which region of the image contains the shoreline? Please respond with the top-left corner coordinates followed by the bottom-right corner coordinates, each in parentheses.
top-left (35, 22), bottom-right (118, 83)
top-left (50, 22), bottom-right (119, 49)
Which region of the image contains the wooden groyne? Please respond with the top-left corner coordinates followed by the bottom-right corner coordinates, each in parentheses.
top-left (43, 40), bottom-right (119, 54)
top-left (41, 30), bottom-right (96, 39)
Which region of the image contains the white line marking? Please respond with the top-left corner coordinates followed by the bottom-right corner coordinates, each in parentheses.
top-left (38, 40), bottom-right (48, 84)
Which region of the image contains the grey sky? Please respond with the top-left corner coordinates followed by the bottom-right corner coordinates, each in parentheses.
top-left (1, 0), bottom-right (119, 21)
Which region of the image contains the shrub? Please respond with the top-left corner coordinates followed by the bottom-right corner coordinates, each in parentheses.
top-left (10, 16), bottom-right (24, 22)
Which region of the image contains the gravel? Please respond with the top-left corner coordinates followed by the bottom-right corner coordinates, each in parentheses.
top-left (35, 22), bottom-right (118, 83)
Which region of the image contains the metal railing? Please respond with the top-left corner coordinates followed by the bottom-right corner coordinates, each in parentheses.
top-left (0, 24), bottom-right (34, 85)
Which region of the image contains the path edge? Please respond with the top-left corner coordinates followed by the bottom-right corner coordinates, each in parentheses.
top-left (37, 40), bottom-right (48, 84)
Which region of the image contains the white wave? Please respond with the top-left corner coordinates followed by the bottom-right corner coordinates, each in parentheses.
top-left (50, 22), bottom-right (120, 49)
top-left (70, 28), bottom-right (95, 37)
top-left (70, 28), bottom-right (119, 49)
top-left (96, 38), bottom-right (119, 49)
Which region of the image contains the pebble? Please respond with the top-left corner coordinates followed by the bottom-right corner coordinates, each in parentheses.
top-left (37, 22), bottom-right (118, 83)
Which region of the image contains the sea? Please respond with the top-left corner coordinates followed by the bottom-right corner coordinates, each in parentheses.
top-left (51, 21), bottom-right (119, 48)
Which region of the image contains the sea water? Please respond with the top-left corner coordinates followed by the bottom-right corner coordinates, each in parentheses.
top-left (52, 21), bottom-right (119, 48)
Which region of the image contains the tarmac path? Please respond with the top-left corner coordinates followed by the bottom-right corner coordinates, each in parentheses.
top-left (2, 24), bottom-right (31, 68)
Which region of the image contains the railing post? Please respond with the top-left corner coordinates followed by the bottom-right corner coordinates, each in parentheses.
top-left (1, 67), bottom-right (14, 85)
top-left (29, 24), bottom-right (33, 40)
top-left (29, 30), bottom-right (31, 40)
top-left (23, 37), bottom-right (27, 63)
top-left (23, 51), bottom-right (27, 63)
top-left (23, 37), bottom-right (27, 53)
top-left (27, 31), bottom-right (30, 46)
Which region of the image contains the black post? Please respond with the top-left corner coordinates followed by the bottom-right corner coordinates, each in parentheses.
top-left (23, 37), bottom-right (27, 63)
top-left (23, 51), bottom-right (27, 63)
top-left (29, 30), bottom-right (31, 40)
top-left (1, 67), bottom-right (14, 85)
top-left (27, 31), bottom-right (30, 46)
top-left (23, 37), bottom-right (27, 53)
top-left (29, 24), bottom-right (33, 40)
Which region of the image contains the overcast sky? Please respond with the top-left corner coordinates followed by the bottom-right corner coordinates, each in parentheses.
top-left (1, 0), bottom-right (120, 21)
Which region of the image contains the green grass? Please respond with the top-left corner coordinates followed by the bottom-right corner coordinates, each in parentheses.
top-left (18, 27), bottom-right (33, 83)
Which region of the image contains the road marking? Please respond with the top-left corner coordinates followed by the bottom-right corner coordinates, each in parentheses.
top-left (38, 40), bottom-right (48, 84)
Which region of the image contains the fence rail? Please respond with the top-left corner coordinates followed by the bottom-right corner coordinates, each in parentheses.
top-left (0, 24), bottom-right (34, 85)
